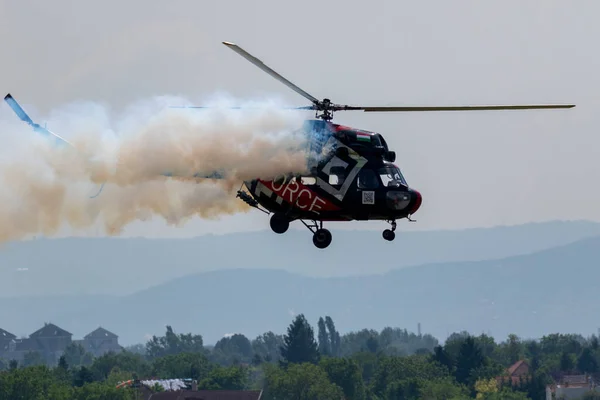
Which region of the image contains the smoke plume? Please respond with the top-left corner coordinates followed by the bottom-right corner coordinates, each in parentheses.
top-left (0, 94), bottom-right (317, 242)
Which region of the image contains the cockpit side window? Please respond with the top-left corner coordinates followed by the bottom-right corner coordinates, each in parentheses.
top-left (379, 167), bottom-right (408, 187)
top-left (328, 166), bottom-right (346, 186)
top-left (357, 169), bottom-right (379, 189)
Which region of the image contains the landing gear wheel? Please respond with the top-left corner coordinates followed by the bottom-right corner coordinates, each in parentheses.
top-left (270, 213), bottom-right (289, 234)
top-left (383, 229), bottom-right (395, 241)
top-left (313, 228), bottom-right (332, 249)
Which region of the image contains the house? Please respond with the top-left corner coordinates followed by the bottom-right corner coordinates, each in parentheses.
top-left (78, 327), bottom-right (122, 356)
top-left (29, 322), bottom-right (73, 363)
top-left (0, 328), bottom-right (16, 353)
top-left (0, 323), bottom-right (73, 364)
top-left (0, 323), bottom-right (127, 365)
top-left (546, 374), bottom-right (596, 399)
top-left (497, 360), bottom-right (531, 387)
top-left (29, 323), bottom-right (72, 349)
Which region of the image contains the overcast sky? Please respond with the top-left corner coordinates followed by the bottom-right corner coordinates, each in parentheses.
top-left (0, 0), bottom-right (597, 238)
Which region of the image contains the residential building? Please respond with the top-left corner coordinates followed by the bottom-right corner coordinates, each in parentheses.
top-left (0, 323), bottom-right (122, 365)
top-left (75, 326), bottom-right (123, 357)
top-left (496, 359), bottom-right (531, 387)
top-left (546, 374), bottom-right (596, 399)
top-left (0, 323), bottom-right (73, 364)
top-left (0, 328), bottom-right (16, 355)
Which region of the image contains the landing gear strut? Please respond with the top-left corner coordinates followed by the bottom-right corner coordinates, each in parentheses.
top-left (383, 220), bottom-right (396, 241)
top-left (301, 220), bottom-right (332, 249)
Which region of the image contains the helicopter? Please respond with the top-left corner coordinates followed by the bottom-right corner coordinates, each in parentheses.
top-left (3, 41), bottom-right (575, 249)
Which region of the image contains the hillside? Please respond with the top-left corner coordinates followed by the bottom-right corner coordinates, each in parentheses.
top-left (0, 219), bottom-right (599, 297)
top-left (2, 232), bottom-right (600, 345)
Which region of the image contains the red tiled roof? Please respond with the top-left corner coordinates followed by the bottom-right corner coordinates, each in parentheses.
top-left (507, 360), bottom-right (528, 376)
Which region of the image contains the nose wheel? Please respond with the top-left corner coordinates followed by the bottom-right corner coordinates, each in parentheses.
top-left (383, 220), bottom-right (397, 241)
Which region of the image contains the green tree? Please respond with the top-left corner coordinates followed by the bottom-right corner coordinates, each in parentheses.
top-left (559, 351), bottom-right (575, 373)
top-left (506, 334), bottom-right (523, 365)
top-left (577, 347), bottom-right (598, 374)
top-left (0, 365), bottom-right (64, 400)
top-left (320, 357), bottom-right (366, 400)
top-left (90, 351), bottom-right (151, 381)
top-left (483, 388), bottom-right (529, 399)
top-left (431, 345), bottom-right (454, 373)
top-left (420, 377), bottom-right (470, 399)
top-left (22, 351), bottom-right (44, 367)
top-left (146, 325), bottom-right (204, 358)
top-left (54, 356), bottom-right (71, 384)
top-left (591, 336), bottom-right (599, 351)
top-left (474, 334), bottom-right (497, 359)
top-left (73, 366), bottom-right (95, 387)
top-left (524, 371), bottom-right (550, 400)
top-left (105, 366), bottom-right (135, 386)
top-left (454, 336), bottom-right (486, 387)
top-left (318, 317), bottom-right (331, 356)
top-left (325, 316), bottom-right (341, 357)
top-left (370, 355), bottom-right (451, 398)
top-left (262, 362), bottom-right (344, 400)
top-left (339, 329), bottom-right (379, 356)
top-left (525, 340), bottom-right (542, 372)
top-left (214, 334), bottom-right (253, 363)
top-left (366, 335), bottom-right (379, 354)
top-left (199, 365), bottom-right (249, 390)
top-left (151, 352), bottom-right (211, 381)
top-left (351, 351), bottom-right (380, 384)
top-left (72, 381), bottom-right (136, 399)
top-left (280, 314), bottom-right (320, 365)
top-left (63, 343), bottom-right (93, 367)
top-left (252, 331), bottom-right (284, 363)
top-left (385, 377), bottom-right (426, 399)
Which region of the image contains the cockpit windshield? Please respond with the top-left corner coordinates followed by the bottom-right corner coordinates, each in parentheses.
top-left (379, 166), bottom-right (408, 188)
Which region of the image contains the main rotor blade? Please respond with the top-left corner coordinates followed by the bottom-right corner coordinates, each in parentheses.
top-left (333, 104), bottom-right (575, 112)
top-left (222, 41), bottom-right (319, 104)
top-left (169, 105), bottom-right (315, 110)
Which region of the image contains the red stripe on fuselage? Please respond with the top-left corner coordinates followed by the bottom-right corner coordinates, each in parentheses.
top-left (260, 178), bottom-right (340, 214)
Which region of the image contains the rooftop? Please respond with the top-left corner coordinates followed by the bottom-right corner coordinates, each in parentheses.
top-left (29, 323), bottom-right (72, 338)
top-left (507, 360), bottom-right (529, 376)
top-left (84, 327), bottom-right (118, 339)
top-left (0, 328), bottom-right (16, 340)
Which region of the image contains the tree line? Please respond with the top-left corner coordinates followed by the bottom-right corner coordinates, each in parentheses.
top-left (2, 313), bottom-right (600, 399)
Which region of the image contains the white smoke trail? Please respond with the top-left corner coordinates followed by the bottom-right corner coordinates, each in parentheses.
top-left (0, 94), bottom-right (317, 242)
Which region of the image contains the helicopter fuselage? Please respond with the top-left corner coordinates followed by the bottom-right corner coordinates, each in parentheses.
top-left (240, 119), bottom-right (422, 223)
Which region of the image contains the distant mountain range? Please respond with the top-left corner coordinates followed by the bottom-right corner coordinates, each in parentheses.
top-left (1, 220), bottom-right (599, 297)
top-left (1, 220), bottom-right (600, 347)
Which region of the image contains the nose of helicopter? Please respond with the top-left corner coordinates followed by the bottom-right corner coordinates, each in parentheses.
top-left (408, 189), bottom-right (422, 215)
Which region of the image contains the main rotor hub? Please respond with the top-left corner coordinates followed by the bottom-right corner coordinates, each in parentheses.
top-left (316, 98), bottom-right (334, 121)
